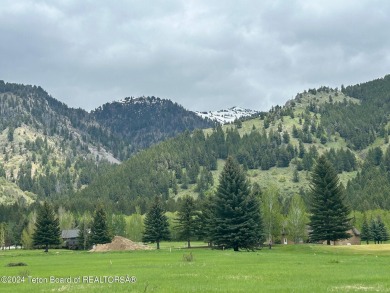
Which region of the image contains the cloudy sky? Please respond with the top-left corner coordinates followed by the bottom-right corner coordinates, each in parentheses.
top-left (1, 0), bottom-right (389, 112)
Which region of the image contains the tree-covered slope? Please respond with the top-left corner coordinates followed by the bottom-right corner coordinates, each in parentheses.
top-left (0, 81), bottom-right (215, 205)
top-left (91, 96), bottom-right (215, 159)
top-left (72, 74), bottom-right (390, 213)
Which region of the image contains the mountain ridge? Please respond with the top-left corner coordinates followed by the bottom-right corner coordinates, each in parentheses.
top-left (195, 106), bottom-right (259, 124)
top-left (0, 81), bottom-right (215, 204)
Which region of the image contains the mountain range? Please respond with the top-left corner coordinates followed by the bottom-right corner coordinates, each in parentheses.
top-left (0, 82), bottom-right (215, 205)
top-left (2, 75), bottom-right (390, 215)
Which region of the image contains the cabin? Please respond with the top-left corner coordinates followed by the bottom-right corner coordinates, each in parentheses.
top-left (61, 229), bottom-right (79, 249)
top-left (322, 227), bottom-right (361, 245)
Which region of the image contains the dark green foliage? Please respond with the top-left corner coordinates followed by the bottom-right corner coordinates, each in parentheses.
top-left (309, 156), bottom-right (351, 245)
top-left (324, 148), bottom-right (356, 173)
top-left (175, 196), bottom-right (199, 248)
top-left (32, 201), bottom-right (61, 252)
top-left (196, 168), bottom-right (214, 197)
top-left (0, 164), bottom-right (6, 178)
top-left (142, 196), bottom-right (170, 249)
top-left (213, 157), bottom-right (263, 251)
top-left (89, 206), bottom-right (112, 246)
top-left (319, 75), bottom-right (390, 150)
top-left (196, 196), bottom-right (215, 244)
top-left (345, 145), bottom-right (390, 210)
top-left (92, 97), bottom-right (215, 157)
top-left (370, 216), bottom-right (389, 244)
top-left (360, 214), bottom-right (371, 244)
top-left (292, 168), bottom-right (300, 183)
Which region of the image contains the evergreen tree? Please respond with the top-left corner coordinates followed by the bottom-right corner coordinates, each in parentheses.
top-left (89, 205), bottom-right (112, 246)
top-left (292, 167), bottom-right (300, 183)
top-left (370, 218), bottom-right (380, 244)
top-left (196, 195), bottom-right (215, 245)
top-left (309, 156), bottom-right (351, 245)
top-left (0, 223), bottom-right (5, 249)
top-left (371, 216), bottom-right (389, 244)
top-left (360, 213), bottom-right (371, 244)
top-left (32, 201), bottom-right (61, 252)
top-left (377, 216), bottom-right (389, 243)
top-left (213, 157), bottom-right (263, 251)
top-left (142, 196), bottom-right (170, 249)
top-left (175, 196), bottom-right (198, 248)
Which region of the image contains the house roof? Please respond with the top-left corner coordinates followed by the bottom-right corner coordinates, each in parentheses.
top-left (351, 227), bottom-right (361, 236)
top-left (61, 229), bottom-right (79, 239)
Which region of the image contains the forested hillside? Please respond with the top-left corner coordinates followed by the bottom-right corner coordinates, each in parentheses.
top-left (68, 75), bottom-right (390, 214)
top-left (92, 96), bottom-right (215, 159)
top-left (0, 81), bottom-right (215, 205)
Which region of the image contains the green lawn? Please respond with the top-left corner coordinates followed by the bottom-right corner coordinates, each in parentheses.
top-left (1, 244), bottom-right (390, 292)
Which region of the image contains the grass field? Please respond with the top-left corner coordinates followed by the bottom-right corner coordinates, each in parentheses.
top-left (1, 243), bottom-right (390, 292)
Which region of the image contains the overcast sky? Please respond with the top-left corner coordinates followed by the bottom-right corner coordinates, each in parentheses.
top-left (1, 0), bottom-right (389, 112)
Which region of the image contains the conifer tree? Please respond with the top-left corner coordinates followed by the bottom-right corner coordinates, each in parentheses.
top-left (309, 156), bottom-right (351, 245)
top-left (142, 196), bottom-right (170, 249)
top-left (32, 201), bottom-right (61, 252)
top-left (213, 157), bottom-right (263, 251)
top-left (89, 205), bottom-right (112, 246)
top-left (370, 218), bottom-right (380, 244)
top-left (175, 195), bottom-right (198, 248)
top-left (377, 217), bottom-right (389, 243)
top-left (360, 213), bottom-right (371, 244)
top-left (371, 216), bottom-right (389, 244)
top-left (196, 195), bottom-right (215, 245)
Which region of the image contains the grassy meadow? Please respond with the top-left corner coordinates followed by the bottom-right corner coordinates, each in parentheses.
top-left (1, 243), bottom-right (390, 292)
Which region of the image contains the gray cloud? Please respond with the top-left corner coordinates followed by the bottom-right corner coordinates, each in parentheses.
top-left (1, 0), bottom-right (389, 112)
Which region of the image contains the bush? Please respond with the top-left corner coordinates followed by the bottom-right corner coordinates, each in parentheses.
top-left (182, 252), bottom-right (193, 262)
top-left (6, 262), bottom-right (27, 267)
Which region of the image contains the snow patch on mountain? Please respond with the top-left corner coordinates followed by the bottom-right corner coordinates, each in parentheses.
top-left (119, 96), bottom-right (166, 106)
top-left (196, 106), bottom-right (259, 124)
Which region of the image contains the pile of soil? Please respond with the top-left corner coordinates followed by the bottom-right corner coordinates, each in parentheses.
top-left (90, 236), bottom-right (152, 252)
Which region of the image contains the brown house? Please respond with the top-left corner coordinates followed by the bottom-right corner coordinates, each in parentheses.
top-left (61, 229), bottom-right (80, 249)
top-left (322, 227), bottom-right (361, 245)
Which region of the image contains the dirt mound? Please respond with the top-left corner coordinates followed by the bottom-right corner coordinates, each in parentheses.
top-left (90, 236), bottom-right (153, 252)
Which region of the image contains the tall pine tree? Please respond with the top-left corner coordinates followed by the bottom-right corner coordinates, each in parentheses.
top-left (32, 201), bottom-right (61, 252)
top-left (142, 196), bottom-right (170, 249)
top-left (89, 205), bottom-right (112, 246)
top-left (309, 156), bottom-right (351, 245)
top-left (360, 213), bottom-right (371, 244)
top-left (213, 157), bottom-right (263, 251)
top-left (175, 195), bottom-right (199, 248)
